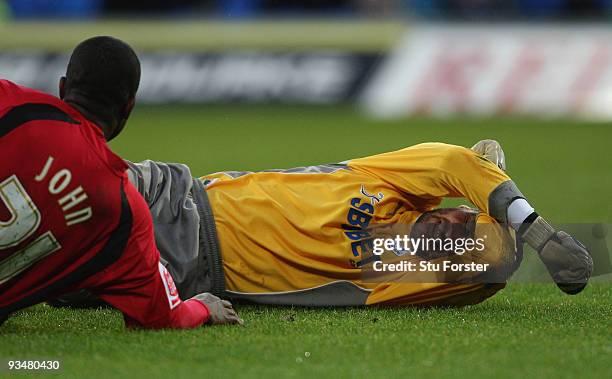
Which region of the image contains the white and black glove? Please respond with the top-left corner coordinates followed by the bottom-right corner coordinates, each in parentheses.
top-left (471, 139), bottom-right (507, 171)
top-left (191, 293), bottom-right (244, 325)
top-left (521, 215), bottom-right (593, 294)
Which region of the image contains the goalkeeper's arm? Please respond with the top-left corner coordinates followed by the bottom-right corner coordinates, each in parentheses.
top-left (473, 140), bottom-right (593, 295)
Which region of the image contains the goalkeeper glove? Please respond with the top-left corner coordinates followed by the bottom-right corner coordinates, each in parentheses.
top-left (520, 215), bottom-right (593, 294)
top-left (191, 293), bottom-right (244, 325)
top-left (471, 139), bottom-right (507, 171)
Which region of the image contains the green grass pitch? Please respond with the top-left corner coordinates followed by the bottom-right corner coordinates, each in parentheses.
top-left (1, 105), bottom-right (611, 378)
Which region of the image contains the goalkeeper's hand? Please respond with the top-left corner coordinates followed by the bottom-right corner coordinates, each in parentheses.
top-left (191, 293), bottom-right (244, 326)
top-left (471, 139), bottom-right (507, 171)
top-left (522, 217), bottom-right (593, 295)
top-left (539, 231), bottom-right (593, 294)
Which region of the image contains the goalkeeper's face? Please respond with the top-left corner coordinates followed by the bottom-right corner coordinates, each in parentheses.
top-left (411, 208), bottom-right (515, 265)
top-left (412, 207), bottom-right (481, 241)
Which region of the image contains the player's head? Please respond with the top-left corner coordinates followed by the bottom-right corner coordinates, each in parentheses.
top-left (413, 207), bottom-right (481, 241)
top-left (59, 36), bottom-right (141, 141)
top-left (412, 207), bottom-right (517, 275)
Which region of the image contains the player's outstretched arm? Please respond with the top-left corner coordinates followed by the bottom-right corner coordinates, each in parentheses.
top-left (92, 261), bottom-right (244, 329)
top-left (80, 177), bottom-right (243, 329)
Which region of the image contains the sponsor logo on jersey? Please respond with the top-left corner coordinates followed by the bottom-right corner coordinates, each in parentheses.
top-left (342, 185), bottom-right (384, 266)
top-left (360, 184), bottom-right (384, 205)
top-left (158, 263), bottom-right (181, 309)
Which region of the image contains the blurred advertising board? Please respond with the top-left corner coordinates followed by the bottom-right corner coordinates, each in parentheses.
top-left (0, 51), bottom-right (379, 104)
top-left (361, 25), bottom-right (612, 120)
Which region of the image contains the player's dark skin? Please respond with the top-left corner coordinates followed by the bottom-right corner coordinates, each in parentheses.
top-left (59, 78), bottom-right (135, 142)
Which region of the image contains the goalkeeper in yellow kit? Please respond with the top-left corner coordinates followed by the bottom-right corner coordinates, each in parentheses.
top-left (52, 140), bottom-right (593, 309)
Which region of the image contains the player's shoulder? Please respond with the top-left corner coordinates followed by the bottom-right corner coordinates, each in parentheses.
top-left (0, 80), bottom-right (127, 178)
top-left (0, 79), bottom-right (78, 121)
top-left (0, 79), bottom-right (57, 108)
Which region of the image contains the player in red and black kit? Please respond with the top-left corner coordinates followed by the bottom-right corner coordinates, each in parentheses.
top-left (0, 36), bottom-right (242, 329)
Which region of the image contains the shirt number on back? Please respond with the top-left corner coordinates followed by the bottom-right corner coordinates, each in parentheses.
top-left (0, 175), bottom-right (61, 284)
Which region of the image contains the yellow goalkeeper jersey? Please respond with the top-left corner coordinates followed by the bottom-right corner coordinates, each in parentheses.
top-left (201, 143), bottom-right (513, 307)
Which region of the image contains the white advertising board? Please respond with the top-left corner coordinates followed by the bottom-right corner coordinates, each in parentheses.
top-left (362, 25), bottom-right (612, 120)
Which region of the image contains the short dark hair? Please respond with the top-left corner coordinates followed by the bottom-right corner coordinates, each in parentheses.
top-left (64, 36), bottom-right (141, 125)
